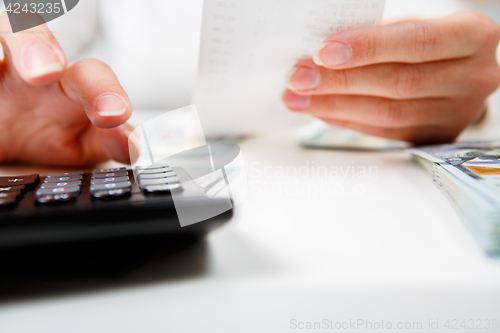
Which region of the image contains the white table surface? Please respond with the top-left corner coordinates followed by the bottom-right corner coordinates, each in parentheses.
top-left (1, 128), bottom-right (500, 333)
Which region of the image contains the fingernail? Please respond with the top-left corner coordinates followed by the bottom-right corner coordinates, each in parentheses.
top-left (96, 95), bottom-right (127, 117)
top-left (282, 90), bottom-right (311, 111)
top-left (286, 66), bottom-right (321, 91)
top-left (24, 43), bottom-right (63, 78)
top-left (313, 41), bottom-right (351, 67)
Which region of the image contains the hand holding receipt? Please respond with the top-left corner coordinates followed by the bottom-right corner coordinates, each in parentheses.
top-left (196, 0), bottom-right (500, 145)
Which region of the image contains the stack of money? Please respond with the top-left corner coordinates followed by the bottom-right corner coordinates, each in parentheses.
top-left (412, 142), bottom-right (500, 257)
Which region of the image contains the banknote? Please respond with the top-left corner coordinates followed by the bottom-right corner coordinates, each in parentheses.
top-left (412, 142), bottom-right (500, 256)
top-left (412, 141), bottom-right (500, 200)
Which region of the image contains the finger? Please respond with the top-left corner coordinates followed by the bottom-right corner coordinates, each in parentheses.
top-left (319, 118), bottom-right (458, 145)
top-left (282, 90), bottom-right (453, 128)
top-left (286, 58), bottom-right (499, 99)
top-left (0, 11), bottom-right (67, 85)
top-left (80, 123), bottom-right (138, 165)
top-left (0, 40), bottom-right (4, 63)
top-left (60, 58), bottom-right (132, 129)
top-left (312, 11), bottom-right (500, 69)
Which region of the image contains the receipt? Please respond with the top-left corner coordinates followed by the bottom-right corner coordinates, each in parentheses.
top-left (195, 0), bottom-right (386, 136)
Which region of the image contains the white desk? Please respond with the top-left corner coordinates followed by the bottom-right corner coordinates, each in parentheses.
top-left (1, 129), bottom-right (500, 333)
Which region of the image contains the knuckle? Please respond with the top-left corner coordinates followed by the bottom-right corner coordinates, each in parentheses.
top-left (72, 58), bottom-right (111, 72)
top-left (393, 64), bottom-right (424, 98)
top-left (376, 99), bottom-right (405, 126)
top-left (359, 29), bottom-right (379, 62)
top-left (329, 69), bottom-right (349, 91)
top-left (479, 17), bottom-right (500, 46)
top-left (460, 11), bottom-right (500, 47)
top-left (321, 95), bottom-right (339, 116)
top-left (406, 21), bottom-right (437, 58)
top-left (476, 64), bottom-right (500, 92)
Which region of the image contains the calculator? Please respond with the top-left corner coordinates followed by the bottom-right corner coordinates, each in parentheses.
top-left (0, 165), bottom-right (233, 249)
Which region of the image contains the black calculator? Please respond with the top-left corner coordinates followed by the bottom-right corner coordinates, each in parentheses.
top-left (0, 166), bottom-right (233, 249)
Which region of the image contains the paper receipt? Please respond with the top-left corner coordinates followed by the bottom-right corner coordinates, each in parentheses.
top-left (195, 0), bottom-right (386, 136)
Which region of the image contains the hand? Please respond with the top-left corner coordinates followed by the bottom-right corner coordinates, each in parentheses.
top-left (0, 11), bottom-right (138, 166)
top-left (282, 11), bottom-right (500, 144)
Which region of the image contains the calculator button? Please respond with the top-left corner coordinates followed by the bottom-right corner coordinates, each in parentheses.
top-left (91, 188), bottom-right (132, 199)
top-left (40, 181), bottom-right (82, 189)
top-left (90, 181), bottom-right (131, 193)
top-left (139, 177), bottom-right (180, 186)
top-left (43, 175), bottom-right (83, 183)
top-left (0, 184), bottom-right (26, 193)
top-left (36, 193), bottom-right (77, 204)
top-left (91, 172), bottom-right (128, 178)
top-left (90, 176), bottom-right (129, 185)
top-left (142, 184), bottom-right (182, 193)
top-left (92, 167), bottom-right (127, 174)
top-left (0, 174), bottom-right (39, 189)
top-left (0, 190), bottom-right (22, 200)
top-left (0, 197), bottom-right (17, 208)
top-left (138, 172), bottom-right (176, 180)
top-left (36, 186), bottom-right (81, 196)
top-left (46, 171), bottom-right (84, 178)
top-left (135, 167), bottom-right (173, 175)
top-left (136, 165), bottom-right (169, 171)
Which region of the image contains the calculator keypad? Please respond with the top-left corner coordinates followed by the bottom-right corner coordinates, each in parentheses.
top-left (0, 165), bottom-right (183, 207)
